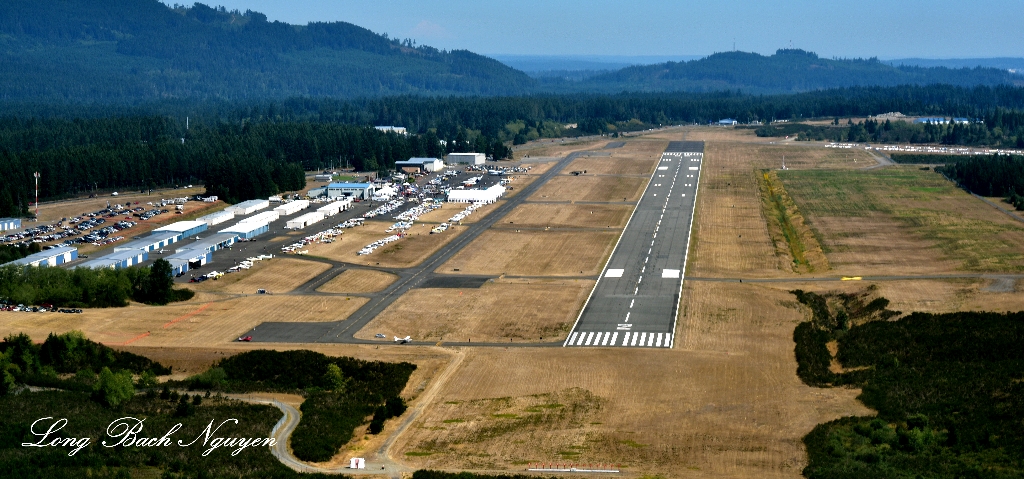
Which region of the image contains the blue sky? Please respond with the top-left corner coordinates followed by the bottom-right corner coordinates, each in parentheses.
top-left (163, 0), bottom-right (1024, 59)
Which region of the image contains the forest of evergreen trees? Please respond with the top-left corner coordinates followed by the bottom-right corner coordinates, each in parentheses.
top-left (0, 116), bottom-right (513, 215)
top-left (6, 85), bottom-right (1024, 216)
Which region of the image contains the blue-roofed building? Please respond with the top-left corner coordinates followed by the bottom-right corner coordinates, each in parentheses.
top-left (327, 182), bottom-right (375, 200)
top-left (0, 218), bottom-right (21, 231)
top-left (914, 117), bottom-right (949, 125)
top-left (396, 158), bottom-right (444, 173)
top-left (8, 246), bottom-right (78, 267)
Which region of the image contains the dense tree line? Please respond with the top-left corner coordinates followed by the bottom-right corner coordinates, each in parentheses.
top-left (0, 242), bottom-right (40, 264)
top-left (888, 154), bottom-right (963, 164)
top-left (0, 331), bottom-right (169, 396)
top-left (938, 155), bottom-right (1024, 208)
top-left (7, 85), bottom-right (1024, 214)
top-left (790, 290), bottom-right (1024, 478)
top-left (0, 116), bottom-right (513, 213)
top-left (180, 349), bottom-right (417, 462)
top-left (757, 110), bottom-right (1024, 148)
top-left (0, 259), bottom-right (194, 307)
top-left (0, 390), bottom-right (330, 478)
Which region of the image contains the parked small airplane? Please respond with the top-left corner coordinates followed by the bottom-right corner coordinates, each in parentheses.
top-left (237, 335), bottom-right (253, 342)
top-left (394, 336), bottom-right (412, 344)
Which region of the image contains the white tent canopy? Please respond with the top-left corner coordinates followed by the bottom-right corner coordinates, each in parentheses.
top-left (447, 184), bottom-right (506, 203)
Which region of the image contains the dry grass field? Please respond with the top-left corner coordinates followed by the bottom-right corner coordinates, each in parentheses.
top-left (513, 138), bottom-right (609, 158)
top-left (317, 268), bottom-right (398, 294)
top-left (686, 142), bottom-right (791, 278)
top-left (499, 203), bottom-right (632, 229)
top-left (562, 157), bottom-right (657, 176)
top-left (0, 294), bottom-right (369, 348)
top-left (355, 279), bottom-right (593, 342)
top-left (533, 176), bottom-right (647, 203)
top-left (439, 230), bottom-right (618, 276)
top-left (780, 167), bottom-right (1024, 274)
top-left (188, 257), bottom-right (330, 294)
top-left (392, 282), bottom-right (871, 477)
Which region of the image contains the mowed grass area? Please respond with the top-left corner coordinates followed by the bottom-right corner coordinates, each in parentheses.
top-left (394, 282), bottom-right (871, 477)
top-left (780, 167), bottom-right (1024, 273)
top-left (533, 175), bottom-right (647, 202)
top-left (354, 279), bottom-right (593, 342)
top-left (0, 294), bottom-right (368, 348)
top-left (499, 203), bottom-right (632, 229)
top-left (686, 141), bottom-right (792, 278)
top-left (439, 230), bottom-right (619, 276)
top-left (316, 268), bottom-right (398, 294)
top-left (188, 257), bottom-right (330, 294)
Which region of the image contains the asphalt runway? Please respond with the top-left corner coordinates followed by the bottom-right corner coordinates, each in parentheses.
top-left (564, 141), bottom-right (704, 349)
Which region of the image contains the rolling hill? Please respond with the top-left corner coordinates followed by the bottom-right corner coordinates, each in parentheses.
top-left (1, 1), bottom-right (1022, 104)
top-left (0, 0), bottom-right (536, 102)
top-left (566, 49), bottom-right (1024, 94)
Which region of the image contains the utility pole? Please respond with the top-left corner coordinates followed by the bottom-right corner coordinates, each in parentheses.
top-left (33, 172), bottom-right (39, 221)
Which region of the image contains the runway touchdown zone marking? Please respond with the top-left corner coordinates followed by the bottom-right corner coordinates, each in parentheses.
top-left (567, 331), bottom-right (672, 348)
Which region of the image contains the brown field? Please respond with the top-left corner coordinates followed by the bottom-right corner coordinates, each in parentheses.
top-left (514, 160), bottom-right (557, 175)
top-left (500, 203), bottom-right (632, 229)
top-left (0, 294), bottom-right (368, 348)
top-left (563, 156), bottom-right (659, 176)
top-left (355, 279), bottom-right (593, 342)
top-left (513, 138), bottom-right (609, 158)
top-left (188, 257), bottom-right (330, 294)
top-left (317, 268), bottom-right (398, 294)
top-left (780, 167), bottom-right (1024, 274)
top-left (687, 142), bottom-right (791, 278)
top-left (439, 230), bottom-right (618, 276)
top-left (533, 176), bottom-right (647, 203)
top-left (392, 281), bottom-right (871, 477)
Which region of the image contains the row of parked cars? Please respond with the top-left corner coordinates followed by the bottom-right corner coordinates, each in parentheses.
top-left (0, 303), bottom-right (83, 313)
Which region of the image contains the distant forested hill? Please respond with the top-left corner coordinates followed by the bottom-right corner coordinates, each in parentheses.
top-left (569, 49), bottom-right (1024, 94)
top-left (0, 0), bottom-right (536, 102)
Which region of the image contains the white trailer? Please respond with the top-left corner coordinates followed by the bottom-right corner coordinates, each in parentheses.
top-left (273, 200), bottom-right (310, 216)
top-left (239, 210), bottom-right (280, 225)
top-left (285, 211), bottom-right (326, 229)
top-left (226, 199), bottom-right (270, 215)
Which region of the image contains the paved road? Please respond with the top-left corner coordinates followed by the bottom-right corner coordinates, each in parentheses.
top-left (247, 150), bottom-right (597, 346)
top-left (564, 141), bottom-right (704, 349)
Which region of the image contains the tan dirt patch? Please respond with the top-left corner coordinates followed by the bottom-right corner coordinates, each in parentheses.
top-left (355, 279), bottom-right (593, 342)
top-left (439, 230), bottom-right (618, 276)
top-left (317, 269), bottom-right (398, 294)
top-left (0, 294), bottom-right (368, 348)
top-left (499, 203), bottom-right (633, 229)
top-left (189, 257), bottom-right (330, 294)
top-left (533, 176), bottom-right (647, 203)
top-left (563, 156), bottom-right (660, 176)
